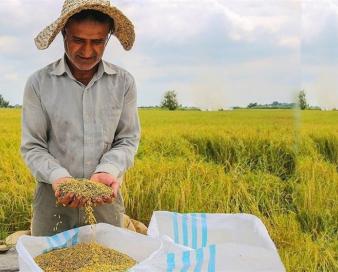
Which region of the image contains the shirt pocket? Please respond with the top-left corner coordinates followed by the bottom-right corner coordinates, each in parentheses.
top-left (101, 105), bottom-right (123, 144)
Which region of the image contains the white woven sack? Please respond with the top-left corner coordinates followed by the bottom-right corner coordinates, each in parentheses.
top-left (16, 223), bottom-right (161, 272)
top-left (138, 211), bottom-right (286, 272)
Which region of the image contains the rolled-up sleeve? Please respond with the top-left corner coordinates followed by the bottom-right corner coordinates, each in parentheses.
top-left (20, 74), bottom-right (71, 184)
top-left (95, 75), bottom-right (141, 180)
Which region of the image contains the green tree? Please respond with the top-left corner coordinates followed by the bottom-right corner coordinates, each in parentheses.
top-left (161, 90), bottom-right (179, 110)
top-left (0, 94), bottom-right (10, 108)
top-left (298, 90), bottom-right (308, 110)
top-left (247, 102), bottom-right (257, 108)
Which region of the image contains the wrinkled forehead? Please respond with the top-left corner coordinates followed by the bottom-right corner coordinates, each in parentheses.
top-left (64, 19), bottom-right (111, 39)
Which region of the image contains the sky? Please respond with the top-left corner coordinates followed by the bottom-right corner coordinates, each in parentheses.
top-left (0, 0), bottom-right (337, 109)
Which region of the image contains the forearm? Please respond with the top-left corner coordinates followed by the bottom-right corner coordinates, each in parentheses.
top-left (95, 74), bottom-right (140, 179)
top-left (21, 74), bottom-right (71, 184)
top-left (95, 134), bottom-right (140, 178)
top-left (21, 142), bottom-right (71, 184)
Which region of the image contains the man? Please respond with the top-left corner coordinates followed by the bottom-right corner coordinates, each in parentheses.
top-left (20, 0), bottom-right (140, 236)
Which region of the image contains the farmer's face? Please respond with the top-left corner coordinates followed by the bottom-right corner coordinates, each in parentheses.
top-left (63, 19), bottom-right (111, 71)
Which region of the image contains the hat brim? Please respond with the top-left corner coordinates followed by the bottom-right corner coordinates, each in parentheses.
top-left (34, 3), bottom-right (135, 51)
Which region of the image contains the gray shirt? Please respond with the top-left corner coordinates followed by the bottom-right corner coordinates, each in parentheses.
top-left (21, 55), bottom-right (141, 184)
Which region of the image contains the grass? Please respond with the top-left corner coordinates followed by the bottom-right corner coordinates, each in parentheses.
top-left (0, 108), bottom-right (337, 271)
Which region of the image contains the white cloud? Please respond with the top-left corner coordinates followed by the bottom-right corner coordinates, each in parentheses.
top-left (313, 73), bottom-right (338, 110)
top-left (279, 36), bottom-right (300, 49)
top-left (117, 1), bottom-right (211, 44)
top-left (115, 0), bottom-right (300, 49)
top-left (177, 66), bottom-right (228, 110)
top-left (124, 54), bottom-right (301, 108)
top-left (212, 1), bottom-right (288, 40)
top-left (3, 73), bottom-right (19, 81)
top-left (0, 36), bottom-right (20, 53)
top-left (302, 64), bottom-right (338, 109)
top-left (302, 0), bottom-right (338, 42)
top-left (0, 0), bottom-right (335, 109)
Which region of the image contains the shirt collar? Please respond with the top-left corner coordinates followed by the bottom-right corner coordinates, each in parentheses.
top-left (102, 60), bottom-right (117, 75)
top-left (50, 55), bottom-right (117, 77)
top-left (50, 55), bottom-right (67, 76)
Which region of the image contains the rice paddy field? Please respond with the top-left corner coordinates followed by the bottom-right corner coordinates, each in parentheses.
top-left (0, 108), bottom-right (337, 271)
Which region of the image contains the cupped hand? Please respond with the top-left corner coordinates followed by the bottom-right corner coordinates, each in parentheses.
top-left (90, 172), bottom-right (119, 204)
top-left (52, 177), bottom-right (85, 208)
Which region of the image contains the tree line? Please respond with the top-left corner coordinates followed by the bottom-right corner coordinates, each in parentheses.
top-left (0, 94), bottom-right (10, 108)
top-left (0, 94), bottom-right (21, 108)
top-left (0, 90), bottom-right (326, 110)
top-left (159, 90), bottom-right (316, 111)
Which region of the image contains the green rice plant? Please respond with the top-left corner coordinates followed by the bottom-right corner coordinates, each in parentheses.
top-left (294, 157), bottom-right (338, 238)
top-left (265, 214), bottom-right (337, 272)
top-left (311, 134), bottom-right (338, 168)
top-left (186, 134), bottom-right (296, 180)
top-left (1, 108), bottom-right (337, 271)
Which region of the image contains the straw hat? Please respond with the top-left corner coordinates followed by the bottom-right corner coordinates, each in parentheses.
top-left (34, 0), bottom-right (135, 51)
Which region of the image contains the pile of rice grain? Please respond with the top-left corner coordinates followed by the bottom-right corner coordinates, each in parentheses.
top-left (40, 180), bottom-right (133, 271)
top-left (34, 243), bottom-right (136, 272)
top-left (57, 178), bottom-right (114, 224)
